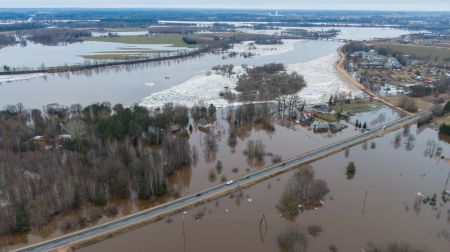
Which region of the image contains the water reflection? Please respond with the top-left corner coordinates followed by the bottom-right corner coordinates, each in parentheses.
top-left (277, 225), bottom-right (308, 252)
top-left (75, 124), bottom-right (450, 252)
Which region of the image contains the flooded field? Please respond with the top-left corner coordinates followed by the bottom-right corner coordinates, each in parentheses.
top-left (79, 124), bottom-right (450, 252)
top-left (0, 40), bottom-right (187, 68)
top-left (0, 26), bottom-right (431, 252)
top-left (0, 103), bottom-right (387, 251)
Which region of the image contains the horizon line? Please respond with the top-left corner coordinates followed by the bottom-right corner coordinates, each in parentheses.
top-left (0, 7), bottom-right (449, 12)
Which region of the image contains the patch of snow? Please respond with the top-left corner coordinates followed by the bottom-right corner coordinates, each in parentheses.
top-left (145, 82), bottom-right (156, 87)
top-left (0, 199), bottom-right (10, 208)
top-left (31, 135), bottom-right (45, 141)
top-left (23, 170), bottom-right (41, 180)
top-left (287, 53), bottom-right (364, 104)
top-left (0, 73), bottom-right (46, 84)
top-left (229, 39), bottom-right (301, 57)
top-left (58, 134), bottom-right (72, 140)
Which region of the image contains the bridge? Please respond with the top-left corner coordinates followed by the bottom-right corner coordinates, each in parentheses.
top-left (14, 109), bottom-right (432, 252)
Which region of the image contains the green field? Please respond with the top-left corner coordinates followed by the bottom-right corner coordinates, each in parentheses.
top-left (315, 112), bottom-right (338, 122)
top-left (373, 42), bottom-right (450, 62)
top-left (383, 96), bottom-right (433, 111)
top-left (84, 34), bottom-right (197, 48)
top-left (81, 54), bottom-right (148, 60)
top-left (333, 99), bottom-right (381, 113)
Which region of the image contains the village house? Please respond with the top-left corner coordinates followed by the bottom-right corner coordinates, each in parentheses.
top-left (312, 121), bottom-right (330, 133)
top-left (329, 122), bottom-right (346, 131)
top-left (352, 50), bottom-right (402, 70)
top-left (337, 111), bottom-right (351, 118)
top-left (198, 116), bottom-right (213, 131)
top-left (298, 111), bottom-right (315, 122)
top-left (310, 103), bottom-right (330, 113)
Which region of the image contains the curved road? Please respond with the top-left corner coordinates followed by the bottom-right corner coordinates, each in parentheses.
top-left (14, 109), bottom-right (431, 252)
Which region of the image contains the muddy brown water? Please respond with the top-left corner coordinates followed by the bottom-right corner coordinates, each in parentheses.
top-left (0, 107), bottom-right (362, 251)
top-left (78, 123), bottom-right (450, 252)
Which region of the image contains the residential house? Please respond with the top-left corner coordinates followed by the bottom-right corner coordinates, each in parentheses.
top-left (329, 122), bottom-right (346, 132)
top-left (312, 121), bottom-right (330, 133)
top-left (311, 103), bottom-right (330, 113)
top-left (198, 116), bottom-right (213, 131)
top-left (298, 111), bottom-right (314, 122)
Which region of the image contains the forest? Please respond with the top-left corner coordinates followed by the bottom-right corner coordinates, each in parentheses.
top-left (228, 63), bottom-right (306, 101)
top-left (19, 28), bottom-right (92, 46)
top-left (0, 102), bottom-right (195, 235)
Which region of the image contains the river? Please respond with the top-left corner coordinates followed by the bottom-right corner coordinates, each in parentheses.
top-left (0, 27), bottom-right (412, 109)
top-left (0, 26), bottom-right (433, 251)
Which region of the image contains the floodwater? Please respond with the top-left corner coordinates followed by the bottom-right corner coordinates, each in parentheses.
top-left (238, 26), bottom-right (414, 40)
top-left (0, 41), bottom-right (186, 68)
top-left (0, 27), bottom-right (411, 109)
top-left (79, 124), bottom-right (450, 252)
top-left (0, 26), bottom-right (427, 251)
top-left (0, 40), bottom-right (339, 109)
top-left (1, 104), bottom-right (384, 251)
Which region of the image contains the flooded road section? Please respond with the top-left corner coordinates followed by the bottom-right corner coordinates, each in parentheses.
top-left (80, 124), bottom-right (450, 252)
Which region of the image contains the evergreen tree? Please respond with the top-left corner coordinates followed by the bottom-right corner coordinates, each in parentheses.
top-left (440, 123), bottom-right (450, 136)
top-left (346, 161), bottom-right (356, 175)
top-left (444, 101), bottom-right (450, 113)
top-left (13, 203), bottom-right (30, 233)
top-left (138, 175), bottom-right (152, 200)
top-left (363, 122), bottom-right (367, 130)
top-left (208, 104), bottom-right (217, 117)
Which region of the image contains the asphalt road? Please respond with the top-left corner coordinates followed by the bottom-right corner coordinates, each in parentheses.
top-left (14, 109), bottom-right (431, 252)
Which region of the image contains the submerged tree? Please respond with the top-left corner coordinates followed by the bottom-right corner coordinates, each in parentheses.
top-left (277, 165), bottom-right (329, 219)
top-left (365, 241), bottom-right (432, 252)
top-left (346, 161), bottom-right (356, 179)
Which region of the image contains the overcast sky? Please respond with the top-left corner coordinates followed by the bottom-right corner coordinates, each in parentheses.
top-left (1, 0), bottom-right (449, 11)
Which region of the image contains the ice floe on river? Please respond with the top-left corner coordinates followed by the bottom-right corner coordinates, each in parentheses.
top-left (141, 52), bottom-right (363, 108)
top-left (140, 70), bottom-right (241, 108)
top-left (0, 73), bottom-right (46, 84)
top-left (288, 53), bottom-right (363, 104)
top-left (228, 39), bottom-right (301, 57)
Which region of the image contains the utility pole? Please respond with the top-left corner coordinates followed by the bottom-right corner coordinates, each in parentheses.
top-left (182, 214), bottom-right (186, 252)
top-left (362, 190), bottom-right (368, 216)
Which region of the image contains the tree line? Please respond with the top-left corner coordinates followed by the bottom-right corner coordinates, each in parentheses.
top-left (0, 102), bottom-right (192, 235)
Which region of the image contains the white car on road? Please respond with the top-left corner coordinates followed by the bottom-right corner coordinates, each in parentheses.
top-left (226, 180), bottom-right (234, 185)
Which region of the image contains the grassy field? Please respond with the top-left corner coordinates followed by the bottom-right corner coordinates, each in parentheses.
top-left (81, 54), bottom-right (147, 60)
top-left (383, 96), bottom-right (433, 111)
top-left (333, 99), bottom-right (381, 113)
top-left (436, 115), bottom-right (450, 125)
top-left (84, 34), bottom-right (197, 48)
top-left (373, 42), bottom-right (450, 62)
top-left (315, 112), bottom-right (338, 122)
top-left (102, 27), bottom-right (148, 32)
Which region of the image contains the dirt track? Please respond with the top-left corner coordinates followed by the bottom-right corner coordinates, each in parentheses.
top-left (335, 44), bottom-right (412, 116)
